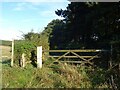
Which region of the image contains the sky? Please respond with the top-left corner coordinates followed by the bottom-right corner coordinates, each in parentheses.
top-left (0, 0), bottom-right (70, 40)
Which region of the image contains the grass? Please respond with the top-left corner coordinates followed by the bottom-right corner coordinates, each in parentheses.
top-left (2, 60), bottom-right (109, 88)
top-left (2, 64), bottom-right (35, 88)
top-left (2, 63), bottom-right (90, 88)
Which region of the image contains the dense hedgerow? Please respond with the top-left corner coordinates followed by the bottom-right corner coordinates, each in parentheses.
top-left (14, 40), bottom-right (36, 65)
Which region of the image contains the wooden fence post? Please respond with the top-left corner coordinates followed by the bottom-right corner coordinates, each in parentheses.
top-left (37, 46), bottom-right (42, 68)
top-left (11, 39), bottom-right (14, 67)
top-left (22, 53), bottom-right (25, 67)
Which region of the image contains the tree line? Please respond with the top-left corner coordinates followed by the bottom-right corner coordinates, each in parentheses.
top-left (50, 2), bottom-right (120, 50)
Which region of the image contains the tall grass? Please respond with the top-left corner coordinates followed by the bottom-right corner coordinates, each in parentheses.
top-left (2, 59), bottom-right (109, 88)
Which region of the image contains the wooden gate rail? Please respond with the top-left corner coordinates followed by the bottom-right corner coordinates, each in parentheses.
top-left (43, 49), bottom-right (101, 52)
top-left (48, 56), bottom-right (99, 58)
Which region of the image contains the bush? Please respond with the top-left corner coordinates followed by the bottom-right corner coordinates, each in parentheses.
top-left (23, 31), bottom-right (50, 61)
top-left (14, 40), bottom-right (36, 65)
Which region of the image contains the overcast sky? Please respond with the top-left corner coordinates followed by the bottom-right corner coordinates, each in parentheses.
top-left (0, 0), bottom-right (70, 40)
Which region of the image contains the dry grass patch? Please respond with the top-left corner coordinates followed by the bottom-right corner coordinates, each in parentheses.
top-left (0, 45), bottom-right (11, 57)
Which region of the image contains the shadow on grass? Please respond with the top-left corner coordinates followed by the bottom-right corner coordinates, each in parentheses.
top-left (31, 61), bottom-right (37, 67)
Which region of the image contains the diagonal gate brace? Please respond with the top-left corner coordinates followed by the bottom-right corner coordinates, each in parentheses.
top-left (54, 51), bottom-right (70, 62)
top-left (70, 51), bottom-right (93, 65)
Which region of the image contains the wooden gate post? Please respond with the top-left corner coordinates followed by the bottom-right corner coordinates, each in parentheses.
top-left (11, 39), bottom-right (14, 67)
top-left (37, 46), bottom-right (42, 68)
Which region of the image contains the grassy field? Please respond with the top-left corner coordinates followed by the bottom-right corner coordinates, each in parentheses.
top-left (0, 45), bottom-right (11, 89)
top-left (0, 45), bottom-right (11, 57)
top-left (0, 40), bottom-right (12, 60)
top-left (0, 40), bottom-right (12, 46)
top-left (0, 40), bottom-right (12, 62)
top-left (0, 45), bottom-right (11, 65)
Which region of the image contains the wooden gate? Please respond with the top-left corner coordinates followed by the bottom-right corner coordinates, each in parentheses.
top-left (43, 49), bottom-right (102, 65)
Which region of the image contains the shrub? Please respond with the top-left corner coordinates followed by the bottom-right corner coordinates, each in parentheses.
top-left (14, 40), bottom-right (36, 65)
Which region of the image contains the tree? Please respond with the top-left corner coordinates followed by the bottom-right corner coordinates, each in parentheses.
top-left (55, 2), bottom-right (120, 49)
top-left (43, 19), bottom-right (66, 49)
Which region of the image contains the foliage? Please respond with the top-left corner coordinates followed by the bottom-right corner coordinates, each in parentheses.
top-left (55, 2), bottom-right (119, 49)
top-left (23, 30), bottom-right (50, 61)
top-left (88, 67), bottom-right (108, 88)
top-left (14, 40), bottom-right (36, 65)
top-left (43, 19), bottom-right (66, 49)
top-left (23, 30), bottom-right (49, 50)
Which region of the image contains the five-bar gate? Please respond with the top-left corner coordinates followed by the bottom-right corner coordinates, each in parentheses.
top-left (43, 49), bottom-right (102, 66)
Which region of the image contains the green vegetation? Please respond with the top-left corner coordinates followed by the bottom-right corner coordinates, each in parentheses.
top-left (14, 40), bottom-right (36, 65)
top-left (14, 30), bottom-right (50, 65)
top-left (2, 61), bottom-right (109, 88)
top-left (23, 30), bottom-right (49, 50)
top-left (54, 2), bottom-right (119, 50)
